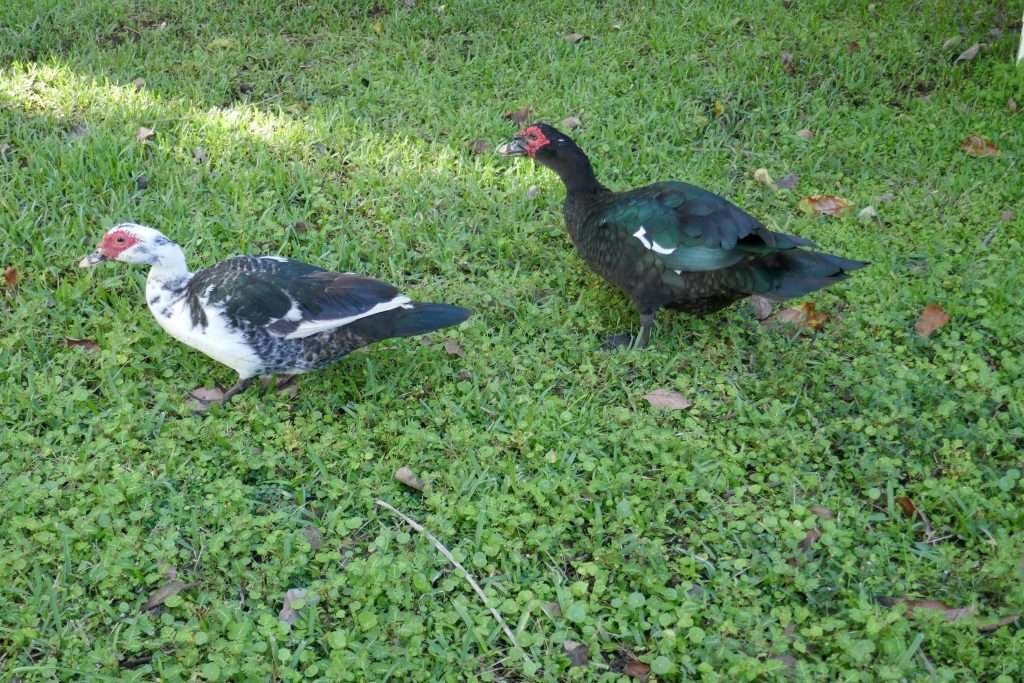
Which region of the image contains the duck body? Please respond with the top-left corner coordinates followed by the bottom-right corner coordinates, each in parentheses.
top-left (82, 224), bottom-right (470, 403)
top-left (499, 124), bottom-right (867, 347)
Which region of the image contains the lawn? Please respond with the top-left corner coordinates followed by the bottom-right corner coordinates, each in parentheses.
top-left (1, 0), bottom-right (1022, 680)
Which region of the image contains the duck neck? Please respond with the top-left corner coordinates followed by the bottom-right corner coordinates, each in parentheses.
top-left (147, 245), bottom-right (191, 289)
top-left (545, 146), bottom-right (609, 196)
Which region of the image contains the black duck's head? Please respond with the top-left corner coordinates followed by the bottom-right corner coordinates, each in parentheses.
top-left (497, 123), bottom-right (579, 166)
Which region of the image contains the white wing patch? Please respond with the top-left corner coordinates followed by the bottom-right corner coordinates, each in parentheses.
top-left (282, 295), bottom-right (414, 340)
top-left (632, 226), bottom-right (676, 255)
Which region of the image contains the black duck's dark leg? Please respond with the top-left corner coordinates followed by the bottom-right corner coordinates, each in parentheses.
top-left (221, 376), bottom-right (255, 404)
top-left (631, 311), bottom-right (656, 350)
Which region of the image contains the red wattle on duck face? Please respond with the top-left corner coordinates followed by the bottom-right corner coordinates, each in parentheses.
top-left (521, 125), bottom-right (550, 157)
top-left (100, 229), bottom-right (140, 259)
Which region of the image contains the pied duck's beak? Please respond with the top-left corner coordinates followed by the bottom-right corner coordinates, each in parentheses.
top-left (496, 135), bottom-right (528, 156)
top-left (78, 250), bottom-right (107, 268)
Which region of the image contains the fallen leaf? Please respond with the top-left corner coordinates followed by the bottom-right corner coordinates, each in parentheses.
top-left (798, 527), bottom-right (821, 551)
top-left (542, 601), bottom-right (562, 617)
top-left (796, 128), bottom-right (814, 139)
top-left (301, 525), bottom-right (322, 550)
top-left (811, 505), bottom-right (835, 519)
top-left (642, 388), bottom-right (692, 411)
top-left (165, 565), bottom-right (178, 580)
top-left (132, 77), bottom-right (145, 90)
top-left (1009, 98), bottom-right (1019, 114)
top-left (564, 32), bottom-right (587, 43)
top-left (941, 36), bottom-right (960, 50)
top-left (442, 338), bottom-right (465, 357)
top-left (292, 220), bottom-right (312, 232)
top-left (278, 588), bottom-right (309, 625)
top-left (858, 206), bottom-right (879, 222)
top-left (961, 134), bottom-right (999, 157)
top-left (895, 495), bottom-right (917, 518)
top-left (503, 106), bottom-right (533, 124)
top-left (187, 386), bottom-right (225, 412)
top-left (563, 640), bottom-right (590, 667)
top-left (977, 614), bottom-right (1021, 632)
top-left (64, 338), bottom-right (100, 352)
top-left (748, 294), bottom-right (774, 321)
top-left (3, 266), bottom-right (17, 289)
top-left (800, 195), bottom-right (852, 217)
top-left (135, 126), bottom-right (155, 143)
top-left (1001, 210), bottom-right (1015, 221)
top-left (753, 168), bottom-right (774, 186)
top-left (780, 51), bottom-right (795, 75)
top-left (713, 100), bottom-right (725, 118)
top-left (774, 173), bottom-right (799, 190)
top-left (526, 185), bottom-right (540, 199)
top-left (622, 654), bottom-right (651, 679)
top-left (468, 138), bottom-right (490, 155)
top-left (847, 40), bottom-right (860, 53)
top-left (193, 147), bottom-right (208, 163)
top-left (143, 579), bottom-right (190, 611)
top-left (394, 466), bottom-right (425, 492)
top-left (954, 42), bottom-right (981, 64)
top-left (560, 115), bottom-right (582, 130)
top-left (878, 597), bottom-right (975, 622)
top-left (768, 301), bottom-right (829, 330)
top-left (135, 174), bottom-right (149, 191)
top-left (915, 304), bottom-right (949, 337)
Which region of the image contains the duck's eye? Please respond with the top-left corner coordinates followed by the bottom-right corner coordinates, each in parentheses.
top-left (115, 236), bottom-right (126, 244)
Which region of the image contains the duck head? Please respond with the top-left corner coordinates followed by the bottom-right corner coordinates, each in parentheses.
top-left (79, 222), bottom-right (181, 268)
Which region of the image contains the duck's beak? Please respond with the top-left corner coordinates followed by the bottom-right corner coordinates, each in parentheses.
top-left (78, 250), bottom-right (106, 268)
top-left (496, 135), bottom-right (528, 156)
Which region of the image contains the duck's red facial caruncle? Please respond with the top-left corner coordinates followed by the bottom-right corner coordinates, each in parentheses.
top-left (99, 228), bottom-right (141, 259)
top-left (496, 123), bottom-right (556, 158)
top-left (518, 125), bottom-right (551, 157)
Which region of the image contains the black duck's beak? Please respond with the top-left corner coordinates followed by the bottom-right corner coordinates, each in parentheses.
top-left (78, 250), bottom-right (106, 268)
top-left (496, 135), bottom-right (528, 156)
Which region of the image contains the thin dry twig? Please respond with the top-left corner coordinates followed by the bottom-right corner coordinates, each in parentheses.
top-left (374, 499), bottom-right (533, 669)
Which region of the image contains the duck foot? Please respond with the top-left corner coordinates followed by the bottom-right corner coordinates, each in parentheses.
top-left (187, 376), bottom-right (254, 412)
top-left (260, 374), bottom-right (299, 397)
top-left (601, 313), bottom-right (655, 351)
top-left (601, 333), bottom-right (634, 350)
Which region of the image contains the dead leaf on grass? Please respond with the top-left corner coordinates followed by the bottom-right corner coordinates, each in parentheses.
top-left (64, 338), bottom-right (100, 352)
top-left (542, 601), bottom-right (561, 617)
top-left (767, 302), bottom-right (829, 330)
top-left (301, 525), bottom-right (323, 550)
top-left (774, 173), bottom-right (799, 190)
top-left (895, 496), bottom-right (917, 517)
top-left (187, 386), bottom-right (224, 412)
top-left (442, 338), bottom-right (465, 357)
top-left (468, 138), bottom-right (490, 155)
top-left (394, 466), bottom-right (425, 492)
top-left (961, 134), bottom-right (999, 157)
top-left (560, 115), bottom-right (582, 130)
top-left (858, 206), bottom-right (879, 222)
top-left (193, 147), bottom-right (208, 163)
top-left (563, 640), bottom-right (590, 666)
top-left (135, 126), bottom-right (155, 143)
top-left (748, 294), bottom-right (774, 321)
top-left (1008, 98), bottom-right (1019, 114)
top-left (503, 106), bottom-right (533, 124)
top-left (798, 527), bottom-right (821, 551)
top-left (1001, 210), bottom-right (1015, 222)
top-left (753, 168), bottom-right (774, 186)
top-left (977, 614), bottom-right (1021, 632)
top-left (132, 77), bottom-right (146, 91)
top-left (799, 195), bottom-right (852, 217)
top-left (143, 579), bottom-right (190, 611)
top-left (941, 36), bottom-right (961, 50)
top-left (564, 32), bottom-right (587, 44)
top-left (810, 505), bottom-right (835, 519)
top-left (135, 174), bottom-right (149, 191)
top-left (780, 52), bottom-right (795, 75)
top-left (847, 41), bottom-right (860, 53)
top-left (915, 304), bottom-right (949, 337)
top-left (278, 588), bottom-right (309, 625)
top-left (621, 654), bottom-right (651, 679)
top-left (878, 596), bottom-right (976, 622)
top-left (954, 43), bottom-right (981, 64)
top-left (796, 128), bottom-right (814, 139)
top-left (642, 388), bottom-right (692, 411)
top-left (713, 100), bottom-right (725, 118)
top-left (4, 266), bottom-right (18, 289)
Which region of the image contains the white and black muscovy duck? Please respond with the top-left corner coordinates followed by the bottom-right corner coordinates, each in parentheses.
top-left (498, 123), bottom-right (867, 349)
top-left (79, 223), bottom-right (471, 404)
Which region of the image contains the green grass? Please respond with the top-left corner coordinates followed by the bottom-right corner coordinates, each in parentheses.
top-left (1, 0), bottom-right (1022, 679)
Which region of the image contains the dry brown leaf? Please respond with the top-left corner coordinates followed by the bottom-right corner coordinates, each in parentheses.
top-left (954, 43), bottom-right (981, 64)
top-left (132, 77), bottom-right (146, 90)
top-left (190, 386), bottom-right (225, 402)
top-left (800, 195), bottom-right (852, 217)
top-left (915, 304), bottom-right (949, 337)
top-left (64, 338), bottom-right (100, 352)
top-left (468, 138), bottom-right (489, 155)
top-left (143, 579), bottom-right (190, 611)
top-left (847, 41), bottom-right (860, 53)
top-left (1008, 98), bottom-right (1019, 114)
top-left (895, 496), bottom-right (917, 518)
top-left (796, 128), bottom-right (814, 139)
top-left (768, 302), bottom-right (829, 330)
top-left (713, 100), bottom-right (725, 118)
top-left (135, 126), bottom-right (155, 143)
top-left (442, 338), bottom-right (465, 357)
top-left (977, 614), bottom-right (1020, 632)
top-left (774, 173), bottom-right (799, 190)
top-left (622, 655), bottom-right (651, 679)
top-left (278, 588), bottom-right (308, 625)
top-left (395, 466), bottom-right (425, 492)
top-left (753, 168), bottom-right (774, 186)
top-left (748, 294), bottom-right (774, 321)
top-left (642, 388), bottom-right (692, 411)
top-left (879, 597), bottom-right (976, 622)
top-left (301, 525), bottom-right (323, 550)
top-left (503, 106), bottom-right (533, 124)
top-left (560, 115), bottom-right (582, 130)
top-left (780, 51), bottom-right (795, 75)
top-left (3, 266), bottom-right (18, 289)
top-left (798, 527), bottom-right (821, 551)
top-left (563, 640), bottom-right (590, 667)
top-left (564, 32), bottom-right (587, 44)
top-left (961, 134), bottom-right (999, 157)
top-left (811, 505), bottom-right (835, 519)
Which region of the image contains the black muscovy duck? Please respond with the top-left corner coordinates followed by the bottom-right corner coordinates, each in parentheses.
top-left (498, 123), bottom-right (866, 348)
top-left (80, 223), bottom-right (471, 403)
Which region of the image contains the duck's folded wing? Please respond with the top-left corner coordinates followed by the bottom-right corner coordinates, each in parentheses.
top-left (187, 257), bottom-right (411, 338)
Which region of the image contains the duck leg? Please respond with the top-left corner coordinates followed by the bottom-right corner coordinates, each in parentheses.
top-left (631, 312), bottom-right (656, 350)
top-left (220, 376), bottom-right (255, 404)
